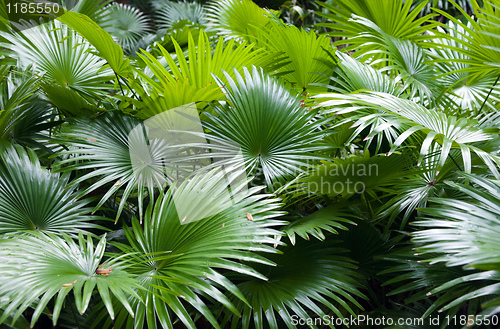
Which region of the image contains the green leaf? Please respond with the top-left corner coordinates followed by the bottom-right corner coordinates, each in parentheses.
top-left (0, 20), bottom-right (112, 116)
top-left (0, 232), bottom-right (139, 327)
top-left (282, 204), bottom-right (354, 245)
top-left (206, 66), bottom-right (328, 186)
top-left (207, 0), bottom-right (273, 40)
top-left (316, 91), bottom-right (500, 176)
top-left (55, 111), bottom-right (148, 221)
top-left (317, 0), bottom-right (437, 52)
top-left (102, 3), bottom-right (151, 54)
top-left (0, 145), bottom-right (100, 234)
top-left (250, 22), bottom-right (337, 92)
top-left (57, 11), bottom-right (132, 77)
top-left (135, 30), bottom-right (285, 118)
top-left (107, 184), bottom-right (286, 328)
top-left (222, 239), bottom-right (366, 329)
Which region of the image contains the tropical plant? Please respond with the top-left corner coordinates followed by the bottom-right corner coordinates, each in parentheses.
top-left (0, 232), bottom-right (139, 327)
top-left (203, 66), bottom-right (327, 186)
top-left (102, 3), bottom-right (152, 54)
top-left (0, 0), bottom-right (500, 328)
top-left (317, 0), bottom-right (439, 52)
top-left (0, 20), bottom-right (113, 116)
top-left (207, 0), bottom-right (274, 40)
top-left (155, 0), bottom-right (207, 30)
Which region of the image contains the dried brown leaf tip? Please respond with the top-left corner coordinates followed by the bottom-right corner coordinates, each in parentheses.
top-left (246, 213), bottom-right (253, 221)
top-left (96, 264), bottom-right (113, 276)
top-left (63, 280), bottom-right (77, 287)
top-left (426, 178), bottom-right (437, 187)
top-left (114, 179), bottom-right (121, 186)
top-left (86, 137), bottom-right (97, 142)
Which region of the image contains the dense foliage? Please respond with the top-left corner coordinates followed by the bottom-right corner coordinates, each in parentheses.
top-left (0, 0), bottom-right (499, 328)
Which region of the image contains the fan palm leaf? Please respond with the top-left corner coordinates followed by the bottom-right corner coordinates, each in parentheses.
top-left (316, 0), bottom-right (437, 53)
top-left (134, 30), bottom-right (286, 118)
top-left (431, 0), bottom-right (500, 76)
top-left (315, 94), bottom-right (404, 153)
top-left (154, 20), bottom-right (205, 52)
top-left (387, 174), bottom-right (500, 316)
top-left (56, 111), bottom-right (153, 221)
top-left (338, 16), bottom-right (440, 104)
top-left (202, 66), bottom-right (328, 187)
top-left (429, 21), bottom-right (500, 112)
top-left (250, 22), bottom-right (337, 92)
top-left (100, 184), bottom-right (286, 328)
top-left (54, 0), bottom-right (112, 24)
top-left (376, 147), bottom-right (463, 230)
top-left (207, 0), bottom-right (273, 40)
top-left (414, 174), bottom-right (500, 270)
top-left (0, 20), bottom-right (112, 116)
top-left (316, 91), bottom-right (500, 176)
top-left (322, 52), bottom-right (405, 96)
top-left (298, 152), bottom-right (415, 202)
top-left (0, 145), bottom-right (100, 234)
top-left (102, 3), bottom-right (151, 54)
top-left (282, 204), bottom-right (354, 245)
top-left (381, 248), bottom-right (492, 322)
top-left (57, 11), bottom-right (132, 78)
top-left (6, 95), bottom-right (60, 151)
top-left (0, 73), bottom-right (38, 142)
top-left (156, 0), bottom-right (207, 30)
top-left (0, 232), bottom-right (139, 327)
top-left (222, 238), bottom-right (366, 329)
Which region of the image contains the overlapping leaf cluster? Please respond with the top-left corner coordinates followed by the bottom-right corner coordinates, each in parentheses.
top-left (0, 0), bottom-right (499, 328)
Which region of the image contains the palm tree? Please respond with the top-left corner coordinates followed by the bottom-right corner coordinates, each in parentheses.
top-left (0, 0), bottom-right (499, 328)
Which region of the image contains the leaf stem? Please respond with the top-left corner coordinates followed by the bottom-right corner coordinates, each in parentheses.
top-left (120, 76), bottom-right (141, 101)
top-left (448, 154), bottom-right (462, 171)
top-left (478, 75), bottom-right (500, 112)
top-left (115, 72), bottom-right (125, 97)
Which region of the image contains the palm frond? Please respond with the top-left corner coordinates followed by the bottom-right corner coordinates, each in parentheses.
top-left (104, 185), bottom-right (286, 329)
top-left (153, 19), bottom-right (205, 52)
top-left (0, 232), bottom-right (139, 327)
top-left (282, 204), bottom-right (355, 245)
top-left (55, 111), bottom-right (150, 221)
top-left (250, 22), bottom-right (337, 92)
top-left (381, 247), bottom-right (493, 322)
top-left (0, 20), bottom-right (112, 116)
top-left (57, 11), bottom-right (132, 78)
top-left (429, 21), bottom-right (500, 112)
top-left (207, 0), bottom-right (273, 40)
top-left (0, 73), bottom-right (38, 141)
top-left (102, 4), bottom-right (151, 54)
top-left (298, 152), bottom-right (414, 201)
top-left (432, 0), bottom-right (500, 76)
top-left (156, 0), bottom-right (207, 30)
top-left (56, 0), bottom-right (112, 23)
top-left (316, 91), bottom-right (500, 176)
top-left (222, 238), bottom-right (366, 329)
top-left (321, 52), bottom-right (405, 95)
top-left (338, 16), bottom-right (440, 104)
top-left (0, 145), bottom-right (100, 234)
top-left (317, 0), bottom-right (437, 52)
top-left (410, 174), bottom-right (500, 315)
top-left (203, 66), bottom-right (328, 187)
top-left (134, 30), bottom-right (286, 118)
top-left (376, 147), bottom-right (463, 230)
